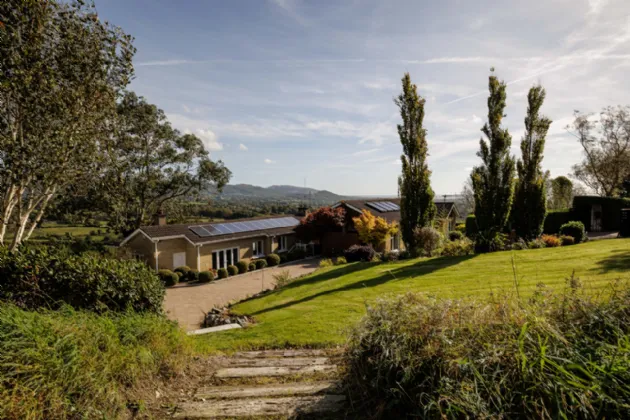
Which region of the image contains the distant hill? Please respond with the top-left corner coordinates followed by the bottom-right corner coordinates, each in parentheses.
top-left (208, 184), bottom-right (345, 204)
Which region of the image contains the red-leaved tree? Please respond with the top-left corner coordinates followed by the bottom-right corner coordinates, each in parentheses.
top-left (295, 206), bottom-right (346, 243)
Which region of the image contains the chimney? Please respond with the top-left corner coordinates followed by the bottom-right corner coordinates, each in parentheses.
top-left (153, 211), bottom-right (166, 226)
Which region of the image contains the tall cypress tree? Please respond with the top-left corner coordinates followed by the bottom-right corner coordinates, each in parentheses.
top-left (471, 71), bottom-right (516, 250)
top-left (396, 73), bottom-right (436, 253)
top-left (512, 86), bottom-right (551, 239)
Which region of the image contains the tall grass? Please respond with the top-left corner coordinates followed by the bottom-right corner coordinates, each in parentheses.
top-left (0, 304), bottom-right (192, 419)
top-left (344, 278), bottom-right (630, 419)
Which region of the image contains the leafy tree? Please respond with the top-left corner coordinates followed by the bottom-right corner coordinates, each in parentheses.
top-left (512, 85), bottom-right (551, 239)
top-left (460, 178), bottom-right (475, 216)
top-left (471, 71), bottom-right (516, 250)
top-left (548, 176), bottom-right (573, 210)
top-left (0, 0), bottom-right (134, 250)
top-left (353, 209), bottom-right (398, 248)
top-left (295, 206), bottom-right (345, 243)
top-left (571, 106), bottom-right (630, 197)
top-left (396, 73), bottom-right (436, 254)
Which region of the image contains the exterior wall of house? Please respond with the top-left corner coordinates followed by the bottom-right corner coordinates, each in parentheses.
top-left (125, 233), bottom-right (156, 268)
top-left (155, 238), bottom-right (189, 270)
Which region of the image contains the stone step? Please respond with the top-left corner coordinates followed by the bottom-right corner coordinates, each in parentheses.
top-left (195, 381), bottom-right (339, 399)
top-left (226, 357), bottom-right (330, 368)
top-left (233, 349), bottom-right (330, 359)
top-left (174, 394), bottom-right (346, 418)
top-left (214, 364), bottom-right (338, 379)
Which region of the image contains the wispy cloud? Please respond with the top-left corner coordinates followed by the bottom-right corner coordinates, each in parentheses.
top-left (264, 158), bottom-right (276, 164)
top-left (352, 148), bottom-right (381, 156)
top-left (239, 143), bottom-right (248, 151)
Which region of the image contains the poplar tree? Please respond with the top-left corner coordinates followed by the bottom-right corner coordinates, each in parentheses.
top-left (512, 86), bottom-right (551, 239)
top-left (471, 71), bottom-right (516, 250)
top-left (396, 73), bottom-right (436, 253)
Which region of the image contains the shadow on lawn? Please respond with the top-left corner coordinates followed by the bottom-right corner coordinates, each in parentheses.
top-left (594, 249), bottom-right (630, 273)
top-left (249, 254), bottom-right (477, 316)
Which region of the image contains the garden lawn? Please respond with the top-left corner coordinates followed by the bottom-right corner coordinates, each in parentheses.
top-left (197, 238), bottom-right (630, 352)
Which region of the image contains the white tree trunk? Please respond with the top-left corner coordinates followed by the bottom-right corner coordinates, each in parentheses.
top-left (23, 188), bottom-right (55, 242)
top-left (0, 185), bottom-right (18, 244)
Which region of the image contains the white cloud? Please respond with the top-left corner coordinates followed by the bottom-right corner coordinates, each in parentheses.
top-left (471, 114), bottom-right (482, 124)
top-left (193, 129), bottom-right (223, 151)
top-left (588, 0), bottom-right (608, 15)
top-left (468, 17), bottom-right (487, 31)
top-left (168, 113), bottom-right (223, 151)
top-left (264, 158), bottom-right (276, 164)
top-left (239, 143), bottom-right (248, 151)
top-left (352, 148), bottom-right (381, 156)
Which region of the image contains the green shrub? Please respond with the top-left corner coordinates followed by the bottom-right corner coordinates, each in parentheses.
top-left (560, 221), bottom-right (586, 243)
top-left (158, 269), bottom-right (179, 287)
top-left (448, 230), bottom-right (464, 241)
top-left (319, 258), bottom-right (333, 268)
top-left (273, 270), bottom-right (293, 289)
top-left (198, 270), bottom-right (214, 283)
top-left (217, 268), bottom-right (228, 279)
top-left (255, 259), bottom-right (267, 269)
top-left (227, 265), bottom-right (239, 276)
top-left (278, 253), bottom-right (288, 264)
top-left (543, 210), bottom-right (572, 234)
top-left (560, 235), bottom-right (576, 246)
top-left (0, 305), bottom-right (191, 419)
top-left (398, 250), bottom-right (411, 260)
top-left (441, 238), bottom-right (474, 256)
top-left (381, 251), bottom-right (399, 262)
top-left (0, 247), bottom-right (164, 313)
top-left (248, 262), bottom-right (257, 271)
top-left (541, 234), bottom-right (561, 247)
top-left (511, 239), bottom-right (528, 250)
top-left (186, 269), bottom-right (199, 282)
top-left (528, 238), bottom-right (546, 249)
top-left (413, 227), bottom-right (443, 256)
top-left (344, 245), bottom-right (376, 262)
top-left (288, 248), bottom-right (307, 261)
top-left (335, 256), bottom-right (347, 265)
top-left (465, 214), bottom-right (478, 238)
top-left (174, 271), bottom-right (183, 280)
top-left (174, 265), bottom-right (191, 280)
top-left (266, 253), bottom-right (281, 267)
top-left (344, 283), bottom-right (630, 419)
top-left (236, 260), bottom-right (249, 274)
top-left (455, 222), bottom-right (466, 234)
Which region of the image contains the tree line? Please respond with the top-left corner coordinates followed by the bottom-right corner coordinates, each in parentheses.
top-left (396, 69), bottom-right (630, 252)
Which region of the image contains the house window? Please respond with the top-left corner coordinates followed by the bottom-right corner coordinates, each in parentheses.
top-left (390, 233), bottom-right (400, 251)
top-left (277, 236), bottom-right (287, 251)
top-left (212, 247), bottom-right (239, 270)
top-left (252, 240), bottom-right (264, 257)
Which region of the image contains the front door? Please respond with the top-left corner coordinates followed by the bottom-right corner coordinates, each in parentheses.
top-left (173, 252), bottom-right (186, 269)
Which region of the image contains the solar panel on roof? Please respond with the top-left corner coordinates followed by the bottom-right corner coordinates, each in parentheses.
top-left (190, 226), bottom-right (211, 237)
top-left (191, 217), bottom-right (299, 239)
top-left (366, 201), bottom-right (399, 213)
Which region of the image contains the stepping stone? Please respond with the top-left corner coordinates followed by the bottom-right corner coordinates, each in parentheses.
top-left (174, 394), bottom-right (346, 418)
top-left (226, 357), bottom-right (330, 368)
top-left (195, 381), bottom-right (338, 399)
top-left (233, 349), bottom-right (329, 359)
top-left (214, 364), bottom-right (338, 378)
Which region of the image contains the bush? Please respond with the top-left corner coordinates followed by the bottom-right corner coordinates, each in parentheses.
top-left (248, 262), bottom-right (257, 271)
top-left (227, 265), bottom-right (239, 276)
top-left (217, 268), bottom-right (228, 279)
top-left (335, 256), bottom-right (347, 265)
top-left (319, 258), bottom-right (333, 268)
top-left (344, 282), bottom-right (630, 419)
top-left (278, 253), bottom-right (288, 264)
top-left (158, 269), bottom-right (179, 287)
top-left (255, 259), bottom-right (267, 269)
top-left (441, 238), bottom-right (474, 256)
top-left (398, 250), bottom-right (411, 260)
top-left (344, 244), bottom-right (376, 262)
top-left (272, 270), bottom-right (293, 289)
top-left (174, 265), bottom-right (191, 279)
top-left (186, 269), bottom-right (199, 282)
top-left (236, 260), bottom-right (249, 274)
top-left (0, 305), bottom-right (191, 419)
top-left (560, 235), bottom-right (576, 246)
top-left (511, 239), bottom-right (528, 250)
top-left (465, 214), bottom-right (478, 238)
top-left (288, 248), bottom-right (307, 261)
top-left (455, 223), bottom-right (466, 234)
top-left (381, 251), bottom-right (399, 262)
top-left (541, 234), bottom-right (561, 247)
top-left (198, 270), bottom-right (214, 283)
top-left (0, 247), bottom-right (164, 313)
top-left (448, 230), bottom-right (464, 241)
top-left (266, 253), bottom-right (281, 267)
top-left (560, 221), bottom-right (586, 243)
top-left (413, 227), bottom-right (443, 256)
top-left (528, 238), bottom-right (546, 249)
top-left (543, 209), bottom-right (572, 234)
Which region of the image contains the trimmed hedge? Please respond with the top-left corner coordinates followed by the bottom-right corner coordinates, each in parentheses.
top-left (572, 196), bottom-right (630, 231)
top-left (266, 253), bottom-right (281, 267)
top-left (217, 268), bottom-right (228, 279)
top-left (236, 260), bottom-right (249, 274)
top-left (543, 210), bottom-right (572, 234)
top-left (198, 271), bottom-right (214, 283)
top-left (344, 245), bottom-right (376, 262)
top-left (255, 259), bottom-right (267, 269)
top-left (186, 269), bottom-right (199, 282)
top-left (158, 269), bottom-right (179, 287)
top-left (0, 246), bottom-right (164, 313)
top-left (227, 265), bottom-right (238, 276)
top-left (560, 221), bottom-right (586, 244)
top-left (465, 215), bottom-right (478, 238)
top-left (248, 262), bottom-right (256, 271)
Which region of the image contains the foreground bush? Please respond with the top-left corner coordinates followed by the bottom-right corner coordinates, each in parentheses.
top-left (0, 304), bottom-right (191, 419)
top-left (0, 247), bottom-right (164, 313)
top-left (344, 244), bottom-right (376, 262)
top-left (560, 221), bottom-right (586, 243)
top-left (413, 226), bottom-right (443, 256)
top-left (158, 269), bottom-right (179, 287)
top-left (266, 253), bottom-right (281, 266)
top-left (344, 282), bottom-right (630, 419)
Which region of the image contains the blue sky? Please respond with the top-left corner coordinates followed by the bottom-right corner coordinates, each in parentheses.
top-left (96, 0), bottom-right (630, 196)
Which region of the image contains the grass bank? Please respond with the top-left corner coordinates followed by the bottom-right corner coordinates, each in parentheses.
top-left (197, 238), bottom-right (630, 351)
top-left (0, 304), bottom-right (191, 419)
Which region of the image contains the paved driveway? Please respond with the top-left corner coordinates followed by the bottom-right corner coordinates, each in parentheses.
top-left (164, 259), bottom-right (320, 331)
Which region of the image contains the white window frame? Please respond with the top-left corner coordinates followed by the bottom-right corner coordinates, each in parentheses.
top-left (252, 239), bottom-right (265, 258)
top-left (277, 236), bottom-right (288, 252)
top-left (212, 246), bottom-right (240, 270)
top-left (390, 233), bottom-right (400, 251)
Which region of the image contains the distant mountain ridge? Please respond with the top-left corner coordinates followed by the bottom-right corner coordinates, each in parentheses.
top-left (210, 184), bottom-right (345, 203)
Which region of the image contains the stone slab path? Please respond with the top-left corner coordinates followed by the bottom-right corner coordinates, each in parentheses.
top-left (172, 349), bottom-right (345, 418)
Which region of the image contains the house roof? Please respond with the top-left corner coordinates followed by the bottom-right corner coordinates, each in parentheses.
top-left (121, 214), bottom-right (301, 246)
top-left (334, 198), bottom-right (459, 223)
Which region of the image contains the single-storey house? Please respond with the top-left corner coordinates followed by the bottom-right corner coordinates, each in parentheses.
top-left (322, 198), bottom-right (460, 255)
top-left (120, 214), bottom-right (300, 271)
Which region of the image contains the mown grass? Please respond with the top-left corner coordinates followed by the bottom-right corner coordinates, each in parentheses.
top-left (0, 304), bottom-right (192, 419)
top-left (197, 238), bottom-right (630, 352)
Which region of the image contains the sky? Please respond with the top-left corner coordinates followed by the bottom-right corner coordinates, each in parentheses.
top-left (95, 0), bottom-right (630, 196)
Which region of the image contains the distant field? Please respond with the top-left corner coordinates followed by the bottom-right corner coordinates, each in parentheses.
top-left (5, 222), bottom-right (113, 243)
top-left (197, 238), bottom-right (630, 352)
